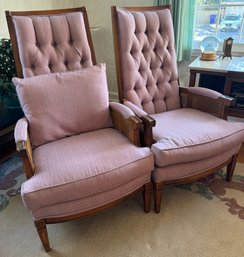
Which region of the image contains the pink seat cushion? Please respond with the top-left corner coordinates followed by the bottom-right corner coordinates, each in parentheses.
top-left (151, 108), bottom-right (244, 167)
top-left (13, 64), bottom-right (112, 147)
top-left (21, 128), bottom-right (154, 212)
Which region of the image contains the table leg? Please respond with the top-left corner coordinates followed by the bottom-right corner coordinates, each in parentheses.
top-left (224, 77), bottom-right (232, 96)
top-left (189, 71), bottom-right (196, 87)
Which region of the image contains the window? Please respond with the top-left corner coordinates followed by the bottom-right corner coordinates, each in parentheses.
top-left (193, 0), bottom-right (244, 52)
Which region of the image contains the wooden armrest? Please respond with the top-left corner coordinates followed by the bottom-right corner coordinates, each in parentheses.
top-left (110, 108), bottom-right (143, 146)
top-left (179, 87), bottom-right (234, 119)
top-left (140, 115), bottom-right (156, 147)
top-left (121, 100), bottom-right (156, 147)
top-left (15, 119), bottom-right (35, 179)
top-left (16, 135), bottom-right (35, 179)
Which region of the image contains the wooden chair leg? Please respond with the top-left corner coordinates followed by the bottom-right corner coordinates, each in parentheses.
top-left (34, 220), bottom-right (51, 252)
top-left (143, 182), bottom-right (152, 213)
top-left (154, 183), bottom-right (163, 214)
top-left (226, 154), bottom-right (238, 182)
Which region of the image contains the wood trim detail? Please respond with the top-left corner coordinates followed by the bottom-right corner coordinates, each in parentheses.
top-left (16, 134), bottom-right (35, 179)
top-left (226, 153), bottom-right (238, 181)
top-left (5, 11), bottom-right (23, 78)
top-left (111, 6), bottom-right (124, 103)
top-left (143, 182), bottom-right (153, 213)
top-left (34, 220), bottom-right (51, 252)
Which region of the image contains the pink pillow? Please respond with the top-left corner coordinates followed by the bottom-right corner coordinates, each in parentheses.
top-left (13, 64), bottom-right (112, 147)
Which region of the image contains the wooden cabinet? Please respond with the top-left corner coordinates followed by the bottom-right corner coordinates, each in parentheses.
top-left (189, 57), bottom-right (244, 118)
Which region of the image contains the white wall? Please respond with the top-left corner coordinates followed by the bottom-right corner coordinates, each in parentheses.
top-left (85, 0), bottom-right (154, 100)
top-left (0, 0), bottom-right (88, 38)
top-left (0, 0), bottom-right (154, 100)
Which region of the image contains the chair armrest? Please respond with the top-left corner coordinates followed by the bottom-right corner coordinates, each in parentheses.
top-left (109, 102), bottom-right (143, 146)
top-left (179, 87), bottom-right (234, 119)
top-left (14, 118), bottom-right (35, 179)
top-left (123, 100), bottom-right (156, 147)
top-left (123, 100), bottom-right (148, 117)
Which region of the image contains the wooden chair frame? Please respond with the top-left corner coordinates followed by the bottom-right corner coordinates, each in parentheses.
top-left (111, 5), bottom-right (238, 213)
top-left (6, 7), bottom-right (152, 252)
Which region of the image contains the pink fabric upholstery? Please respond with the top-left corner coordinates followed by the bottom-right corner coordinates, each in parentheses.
top-left (109, 102), bottom-right (135, 119)
top-left (12, 12), bottom-right (93, 77)
top-left (14, 118), bottom-right (28, 143)
top-left (186, 87), bottom-right (223, 99)
top-left (124, 100), bottom-right (148, 117)
top-left (153, 145), bottom-right (240, 183)
top-left (13, 64), bottom-right (112, 147)
top-left (150, 108), bottom-right (244, 167)
top-left (33, 173), bottom-right (150, 219)
top-left (21, 128), bottom-right (154, 214)
top-left (116, 8), bottom-right (180, 114)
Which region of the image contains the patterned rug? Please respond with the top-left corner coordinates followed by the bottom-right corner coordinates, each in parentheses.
top-left (176, 169), bottom-right (244, 219)
top-left (0, 154), bottom-right (243, 219)
top-left (0, 154), bottom-right (25, 212)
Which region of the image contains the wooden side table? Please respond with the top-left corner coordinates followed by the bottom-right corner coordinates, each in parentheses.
top-left (188, 57), bottom-right (244, 118)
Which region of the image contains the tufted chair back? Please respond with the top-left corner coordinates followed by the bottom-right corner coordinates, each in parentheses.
top-left (6, 7), bottom-right (96, 78)
top-left (112, 6), bottom-right (181, 115)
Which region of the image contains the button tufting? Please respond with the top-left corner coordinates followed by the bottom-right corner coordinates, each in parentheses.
top-left (31, 64), bottom-right (35, 69)
top-left (48, 63), bottom-right (52, 69)
top-left (53, 42), bottom-right (57, 47)
top-left (36, 43), bottom-right (40, 47)
top-left (64, 60), bottom-right (68, 66)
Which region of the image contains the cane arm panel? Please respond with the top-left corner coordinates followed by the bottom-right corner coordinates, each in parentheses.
top-left (110, 102), bottom-right (143, 146)
top-left (180, 87), bottom-right (234, 119)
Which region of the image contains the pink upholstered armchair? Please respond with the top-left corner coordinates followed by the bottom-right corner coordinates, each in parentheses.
top-left (6, 7), bottom-right (154, 252)
top-left (111, 5), bottom-right (244, 213)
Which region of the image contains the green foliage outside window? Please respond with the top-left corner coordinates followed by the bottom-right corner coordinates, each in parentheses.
top-left (0, 38), bottom-right (17, 99)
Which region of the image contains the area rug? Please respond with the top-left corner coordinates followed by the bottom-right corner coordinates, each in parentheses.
top-left (0, 156), bottom-right (243, 257)
top-left (0, 154), bottom-right (25, 212)
top-left (176, 167), bottom-right (244, 220)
